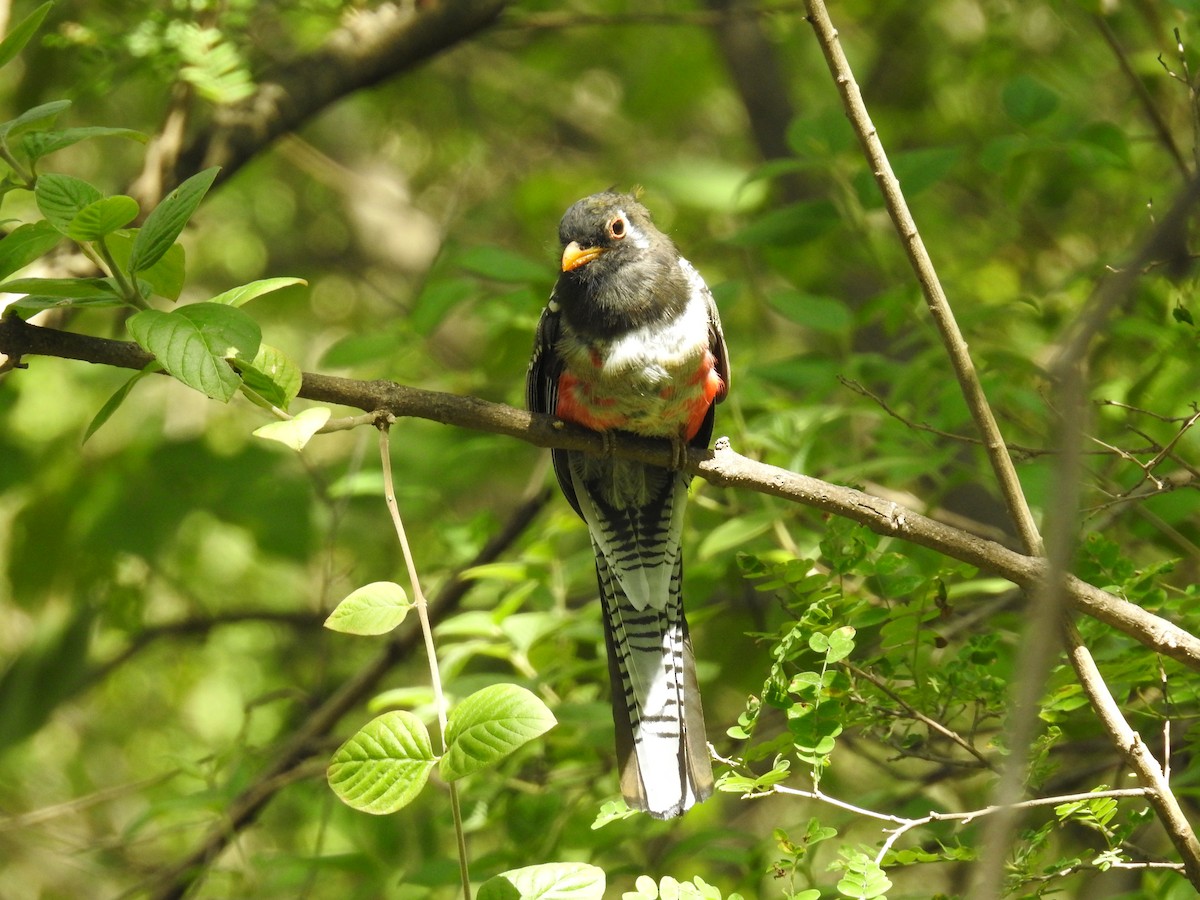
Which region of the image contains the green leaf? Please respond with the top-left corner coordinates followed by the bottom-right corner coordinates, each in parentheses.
top-left (128, 166), bottom-right (219, 272)
top-left (127, 302), bottom-right (261, 402)
top-left (83, 363), bottom-right (159, 444)
top-left (0, 99), bottom-right (69, 141)
top-left (0, 607), bottom-right (94, 751)
top-left (252, 407), bottom-right (331, 451)
top-left (19, 127), bottom-right (146, 165)
top-left (441, 683), bottom-right (557, 781)
top-left (326, 711), bottom-right (436, 814)
top-left (104, 232), bottom-right (186, 301)
top-left (458, 245), bottom-right (548, 282)
top-left (478, 862), bottom-right (606, 900)
top-left (34, 174), bottom-right (103, 234)
top-left (730, 201), bottom-right (840, 247)
top-left (591, 798), bottom-right (638, 829)
top-left (698, 510), bottom-right (776, 560)
top-left (239, 342), bottom-right (303, 409)
top-left (0, 221), bottom-right (62, 280)
top-left (323, 581), bottom-right (411, 635)
top-left (767, 290), bottom-right (852, 334)
top-left (209, 276), bottom-right (307, 307)
top-left (1003, 75), bottom-right (1060, 126)
top-left (0, 276), bottom-right (119, 301)
top-left (68, 196), bottom-right (139, 241)
top-left (826, 626), bottom-right (856, 664)
top-left (0, 2), bottom-right (53, 70)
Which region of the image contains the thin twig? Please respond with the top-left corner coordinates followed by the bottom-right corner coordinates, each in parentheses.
top-left (1094, 14), bottom-right (1190, 180)
top-left (377, 421), bottom-right (471, 900)
top-left (847, 662), bottom-right (994, 770)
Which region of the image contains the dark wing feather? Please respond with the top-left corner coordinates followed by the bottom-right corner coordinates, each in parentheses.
top-left (691, 277), bottom-right (731, 450)
top-left (526, 297), bottom-right (582, 518)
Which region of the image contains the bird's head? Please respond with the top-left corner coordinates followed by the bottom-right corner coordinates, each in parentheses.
top-left (553, 191), bottom-right (689, 337)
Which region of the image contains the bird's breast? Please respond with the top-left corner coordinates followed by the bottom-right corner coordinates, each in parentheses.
top-left (554, 285), bottom-right (721, 440)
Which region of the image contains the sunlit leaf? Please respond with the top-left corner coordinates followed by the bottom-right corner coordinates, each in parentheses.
top-left (128, 166), bottom-right (219, 272)
top-left (34, 174), bottom-right (102, 234)
top-left (323, 581), bottom-right (411, 635)
top-left (0, 221), bottom-right (62, 280)
top-left (327, 711), bottom-right (435, 814)
top-left (441, 684), bottom-right (556, 781)
top-left (0, 2), bottom-right (53, 70)
top-left (127, 302), bottom-right (260, 401)
top-left (252, 406), bottom-right (330, 451)
top-left (68, 195), bottom-right (139, 241)
top-left (239, 342), bottom-right (302, 409)
top-left (20, 127), bottom-right (146, 165)
top-left (83, 363), bottom-right (159, 444)
top-left (478, 862), bottom-right (606, 900)
top-left (209, 276), bottom-right (307, 307)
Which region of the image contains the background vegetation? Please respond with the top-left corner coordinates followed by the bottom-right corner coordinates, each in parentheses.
top-left (1, 0), bottom-right (1199, 897)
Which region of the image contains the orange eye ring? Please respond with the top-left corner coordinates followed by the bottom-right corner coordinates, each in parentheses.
top-left (608, 217), bottom-right (627, 240)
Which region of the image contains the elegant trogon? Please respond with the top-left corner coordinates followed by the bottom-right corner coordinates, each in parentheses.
top-left (526, 191), bottom-right (730, 819)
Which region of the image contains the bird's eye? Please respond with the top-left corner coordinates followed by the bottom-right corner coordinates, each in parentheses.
top-left (608, 217), bottom-right (627, 239)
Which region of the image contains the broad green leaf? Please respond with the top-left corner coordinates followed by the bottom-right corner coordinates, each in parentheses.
top-left (253, 407), bottom-right (330, 452)
top-left (0, 99), bottom-right (69, 141)
top-left (729, 201), bottom-right (840, 247)
top-left (105, 232), bottom-right (186, 301)
top-left (239, 342), bottom-right (302, 409)
top-left (697, 510), bottom-right (775, 561)
top-left (127, 302), bottom-right (261, 402)
top-left (478, 862), bottom-right (606, 900)
top-left (68, 196), bottom-right (139, 241)
top-left (1003, 74), bottom-right (1059, 126)
top-left (324, 581), bottom-right (411, 635)
top-left (441, 683), bottom-right (557, 781)
top-left (327, 710), bottom-right (435, 814)
top-left (0, 607), bottom-right (93, 751)
top-left (128, 166), bottom-right (219, 272)
top-left (457, 245), bottom-right (547, 283)
top-left (825, 626), bottom-right (856, 664)
top-left (767, 290), bottom-right (852, 334)
top-left (83, 363), bottom-right (159, 444)
top-left (34, 174), bottom-right (102, 234)
top-left (20, 127), bottom-right (146, 165)
top-left (0, 2), bottom-right (53, 70)
top-left (0, 221), bottom-right (61, 280)
top-left (209, 276), bottom-right (307, 307)
top-left (319, 330), bottom-right (399, 367)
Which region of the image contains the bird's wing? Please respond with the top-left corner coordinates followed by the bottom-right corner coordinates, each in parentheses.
top-left (526, 296), bottom-right (582, 518)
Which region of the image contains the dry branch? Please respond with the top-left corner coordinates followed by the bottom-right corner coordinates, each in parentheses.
top-left (3, 313), bottom-right (1199, 676)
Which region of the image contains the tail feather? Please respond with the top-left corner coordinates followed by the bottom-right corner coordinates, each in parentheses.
top-left (595, 540), bottom-right (714, 819)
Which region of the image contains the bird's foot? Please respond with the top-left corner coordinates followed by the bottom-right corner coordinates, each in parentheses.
top-left (669, 434), bottom-right (690, 471)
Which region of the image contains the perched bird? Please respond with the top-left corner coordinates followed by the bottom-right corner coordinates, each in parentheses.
top-left (526, 191), bottom-right (730, 819)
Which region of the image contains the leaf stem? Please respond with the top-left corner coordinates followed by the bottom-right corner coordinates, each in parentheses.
top-left (94, 235), bottom-right (148, 309)
top-left (377, 420), bottom-right (471, 900)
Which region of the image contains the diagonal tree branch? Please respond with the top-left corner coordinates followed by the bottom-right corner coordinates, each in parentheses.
top-left (3, 313), bottom-right (1198, 675)
top-left (161, 0), bottom-right (509, 196)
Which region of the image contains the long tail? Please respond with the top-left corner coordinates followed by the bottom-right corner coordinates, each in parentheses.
top-left (593, 540), bottom-right (714, 819)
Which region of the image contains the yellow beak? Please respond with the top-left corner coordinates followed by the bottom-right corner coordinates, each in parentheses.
top-left (561, 241), bottom-right (604, 272)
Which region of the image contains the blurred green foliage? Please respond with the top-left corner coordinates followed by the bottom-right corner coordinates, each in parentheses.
top-left (1, 0), bottom-right (1199, 898)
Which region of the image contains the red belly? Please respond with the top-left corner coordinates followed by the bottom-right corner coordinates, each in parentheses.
top-left (556, 349), bottom-right (724, 441)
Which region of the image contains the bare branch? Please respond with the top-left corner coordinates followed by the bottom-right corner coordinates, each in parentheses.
top-left (3, 314), bottom-right (1198, 676)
